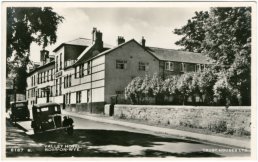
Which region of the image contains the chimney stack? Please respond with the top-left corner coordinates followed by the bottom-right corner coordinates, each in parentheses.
top-left (92, 27), bottom-right (97, 44)
top-left (92, 27), bottom-right (103, 51)
top-left (40, 50), bottom-right (49, 65)
top-left (141, 36), bottom-right (146, 48)
top-left (117, 36), bottom-right (125, 45)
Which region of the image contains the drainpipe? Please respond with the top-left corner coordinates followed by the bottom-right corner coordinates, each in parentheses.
top-left (90, 61), bottom-right (93, 113)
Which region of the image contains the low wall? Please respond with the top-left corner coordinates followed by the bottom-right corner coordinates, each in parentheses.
top-left (113, 105), bottom-right (251, 135)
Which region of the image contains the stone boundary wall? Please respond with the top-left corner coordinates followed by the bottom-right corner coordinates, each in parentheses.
top-left (113, 105), bottom-right (251, 135)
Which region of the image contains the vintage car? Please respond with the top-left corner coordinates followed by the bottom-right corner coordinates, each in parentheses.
top-left (31, 103), bottom-right (74, 135)
top-left (10, 100), bottom-right (30, 122)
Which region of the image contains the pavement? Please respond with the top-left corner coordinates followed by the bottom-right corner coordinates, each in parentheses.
top-left (62, 110), bottom-right (251, 149)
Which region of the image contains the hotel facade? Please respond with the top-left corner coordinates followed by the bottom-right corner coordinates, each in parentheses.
top-left (26, 28), bottom-right (211, 114)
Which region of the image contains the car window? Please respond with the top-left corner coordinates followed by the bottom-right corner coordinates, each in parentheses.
top-left (15, 103), bottom-right (26, 107)
top-left (41, 107), bottom-right (49, 112)
top-left (17, 107), bottom-right (26, 110)
top-left (55, 106), bottom-right (60, 112)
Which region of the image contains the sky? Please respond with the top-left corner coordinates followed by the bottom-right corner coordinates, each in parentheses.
top-left (30, 7), bottom-right (211, 62)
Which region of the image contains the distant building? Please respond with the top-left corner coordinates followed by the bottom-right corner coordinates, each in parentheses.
top-left (26, 28), bottom-right (211, 113)
top-left (6, 79), bottom-right (26, 109)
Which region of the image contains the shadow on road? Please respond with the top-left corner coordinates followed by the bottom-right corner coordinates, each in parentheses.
top-left (26, 129), bottom-right (222, 157)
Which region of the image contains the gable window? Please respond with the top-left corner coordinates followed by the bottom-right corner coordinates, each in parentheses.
top-left (139, 62), bottom-right (149, 71)
top-left (165, 62), bottom-right (174, 71)
top-left (180, 63), bottom-right (186, 72)
top-left (116, 60), bottom-right (127, 69)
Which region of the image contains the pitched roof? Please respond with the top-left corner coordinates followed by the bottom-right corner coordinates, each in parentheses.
top-left (27, 61), bottom-right (55, 75)
top-left (65, 37), bottom-right (92, 46)
top-left (53, 38), bottom-right (113, 52)
top-left (88, 39), bottom-right (160, 61)
top-left (147, 47), bottom-right (212, 64)
top-left (73, 44), bottom-right (96, 66)
top-left (73, 39), bottom-right (137, 66)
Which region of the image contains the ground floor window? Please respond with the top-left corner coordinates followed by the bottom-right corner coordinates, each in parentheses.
top-left (87, 89), bottom-right (91, 103)
top-left (76, 91), bottom-right (81, 103)
top-left (66, 93), bottom-right (71, 104)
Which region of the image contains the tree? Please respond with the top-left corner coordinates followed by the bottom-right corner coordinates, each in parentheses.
top-left (7, 7), bottom-right (64, 93)
top-left (125, 76), bottom-right (144, 104)
top-left (174, 11), bottom-right (209, 53)
top-left (148, 74), bottom-right (164, 104)
top-left (213, 71), bottom-right (235, 106)
top-left (174, 7), bottom-right (251, 105)
top-left (162, 75), bottom-right (179, 95)
top-left (197, 68), bottom-right (217, 104)
top-left (203, 7), bottom-right (251, 66)
top-left (176, 73), bottom-right (194, 105)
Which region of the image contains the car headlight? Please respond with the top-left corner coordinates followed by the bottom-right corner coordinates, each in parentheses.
top-left (48, 119), bottom-right (52, 122)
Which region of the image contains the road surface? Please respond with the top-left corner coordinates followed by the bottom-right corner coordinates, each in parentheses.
top-left (6, 116), bottom-right (250, 157)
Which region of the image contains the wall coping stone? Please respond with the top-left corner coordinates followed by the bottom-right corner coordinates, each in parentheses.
top-left (115, 104), bottom-right (251, 110)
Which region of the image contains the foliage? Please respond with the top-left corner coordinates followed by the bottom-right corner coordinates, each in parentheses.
top-left (148, 74), bottom-right (163, 96)
top-left (174, 7), bottom-right (251, 105)
top-left (197, 68), bottom-right (217, 104)
top-left (7, 7), bottom-right (64, 92)
top-left (176, 73), bottom-right (193, 104)
top-left (174, 11), bottom-right (209, 53)
top-left (162, 75), bottom-right (179, 95)
top-left (213, 71), bottom-right (234, 105)
top-left (125, 76), bottom-right (144, 104)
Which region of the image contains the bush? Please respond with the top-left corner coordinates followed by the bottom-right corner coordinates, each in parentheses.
top-left (235, 127), bottom-right (250, 136)
top-left (208, 120), bottom-right (227, 133)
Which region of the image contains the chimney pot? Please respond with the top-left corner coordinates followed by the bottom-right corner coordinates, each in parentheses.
top-left (92, 27), bottom-right (97, 43)
top-left (142, 36), bottom-right (146, 48)
top-left (117, 36), bottom-right (125, 45)
top-left (40, 50), bottom-right (49, 64)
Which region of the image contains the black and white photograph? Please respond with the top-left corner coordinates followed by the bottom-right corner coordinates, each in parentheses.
top-left (1, 1), bottom-right (256, 159)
